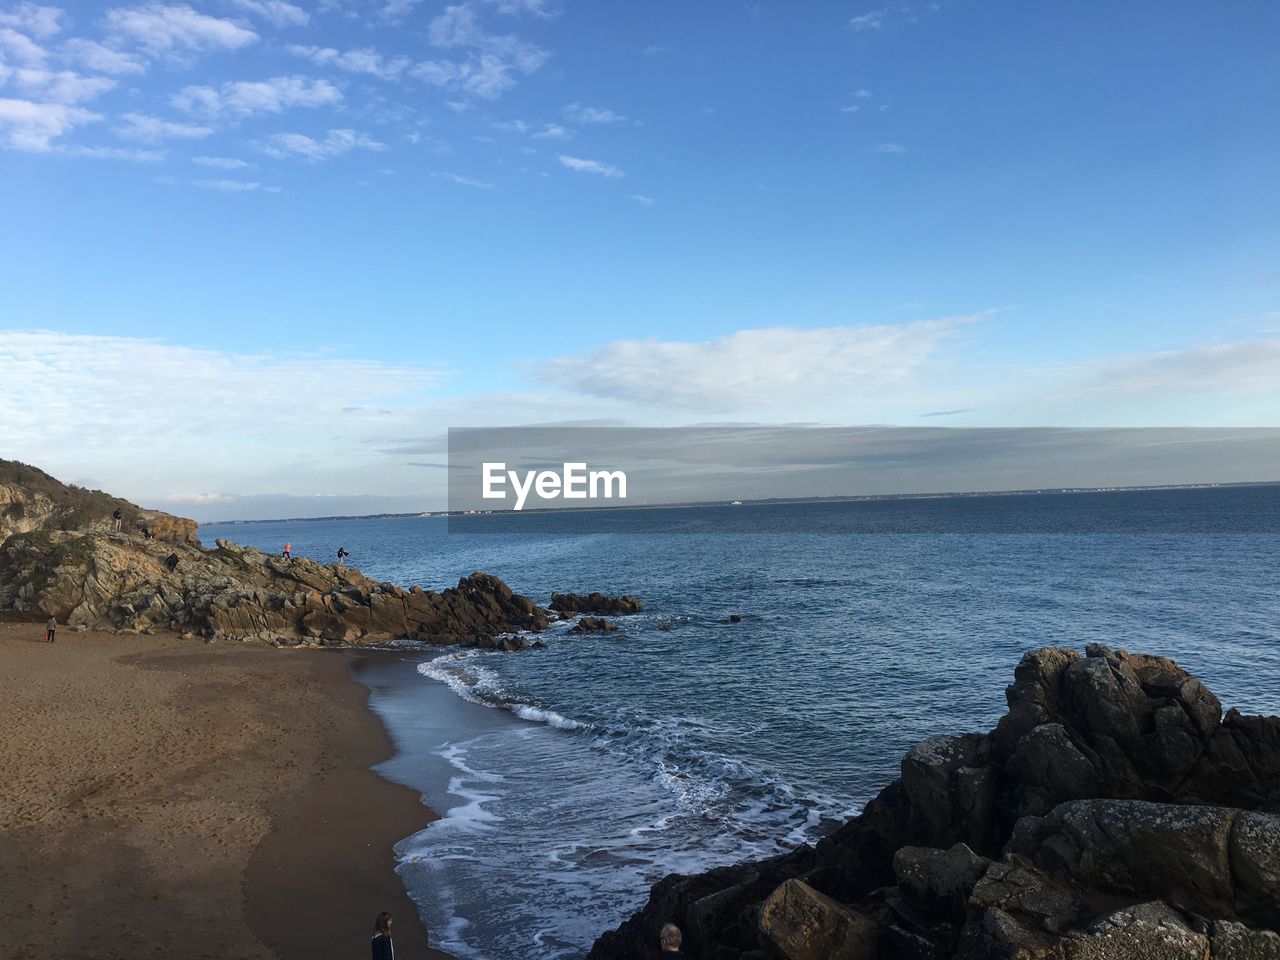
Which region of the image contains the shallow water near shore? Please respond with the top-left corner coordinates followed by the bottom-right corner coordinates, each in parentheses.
top-left (203, 489), bottom-right (1280, 960)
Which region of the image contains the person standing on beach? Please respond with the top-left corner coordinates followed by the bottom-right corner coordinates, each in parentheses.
top-left (371, 912), bottom-right (394, 960)
top-left (45, 616), bottom-right (56, 643)
top-left (659, 923), bottom-right (687, 957)
top-left (283, 543), bottom-right (292, 560)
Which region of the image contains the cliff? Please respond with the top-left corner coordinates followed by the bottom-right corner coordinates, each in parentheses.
top-left (0, 461), bottom-right (549, 646)
top-left (589, 645), bottom-right (1280, 959)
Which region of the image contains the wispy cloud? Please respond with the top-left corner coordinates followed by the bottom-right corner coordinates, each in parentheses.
top-left (192, 155), bottom-right (250, 169)
top-left (539, 318), bottom-right (972, 411)
top-left (558, 154), bottom-right (624, 178)
top-left (434, 171), bottom-right (494, 188)
top-left (261, 128), bottom-right (385, 161)
top-left (532, 123), bottom-right (568, 139)
top-left (849, 9), bottom-right (888, 30)
top-left (413, 0), bottom-right (551, 100)
top-left (116, 111), bottom-right (213, 142)
top-left (227, 0), bottom-right (310, 28)
top-left (630, 193), bottom-right (655, 205)
top-left (105, 3), bottom-right (258, 61)
top-left (0, 97), bottom-right (98, 151)
top-left (873, 141), bottom-right (905, 154)
top-left (192, 178), bottom-right (280, 192)
top-left (61, 38), bottom-right (146, 75)
top-left (0, 3), bottom-right (64, 40)
top-left (172, 75), bottom-right (342, 119)
top-left (6, 68), bottom-right (116, 104)
top-left (564, 102), bottom-right (625, 124)
top-left (287, 44), bottom-right (410, 80)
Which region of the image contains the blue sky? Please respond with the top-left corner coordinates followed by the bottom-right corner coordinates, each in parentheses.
top-left (1, 1), bottom-right (1278, 517)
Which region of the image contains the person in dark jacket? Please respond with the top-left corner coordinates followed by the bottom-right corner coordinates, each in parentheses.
top-left (371, 912), bottom-right (394, 960)
top-left (337, 546), bottom-right (349, 567)
top-left (659, 923), bottom-right (687, 957)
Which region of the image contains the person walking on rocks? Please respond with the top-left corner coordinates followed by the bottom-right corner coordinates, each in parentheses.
top-left (371, 912), bottom-right (394, 960)
top-left (337, 546), bottom-right (349, 567)
top-left (112, 508), bottom-right (122, 532)
top-left (45, 616), bottom-right (56, 644)
top-left (283, 543), bottom-right (292, 560)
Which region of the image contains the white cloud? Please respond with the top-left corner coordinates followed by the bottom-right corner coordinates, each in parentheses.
top-left (8, 68), bottom-right (116, 104)
top-left (540, 318), bottom-right (971, 411)
top-left (105, 4), bottom-right (258, 59)
top-left (563, 102), bottom-right (625, 124)
top-left (0, 3), bottom-right (63, 39)
top-left (839, 105), bottom-right (860, 114)
top-left (0, 330), bottom-right (446, 507)
top-left (172, 75), bottom-right (342, 118)
top-left (64, 144), bottom-right (166, 161)
top-left (490, 118), bottom-right (529, 133)
top-left (192, 178), bottom-right (279, 191)
top-left (61, 38), bottom-right (147, 75)
top-left (287, 44), bottom-right (410, 80)
top-left (116, 111), bottom-right (212, 142)
top-left (261, 128), bottom-right (385, 160)
top-left (849, 9), bottom-right (888, 30)
top-left (629, 193), bottom-right (655, 205)
top-left (531, 122), bottom-right (568, 139)
top-left (414, 0), bottom-right (550, 100)
top-left (193, 155), bottom-right (249, 168)
top-left (435, 171), bottom-right (493, 188)
top-left (0, 97), bottom-right (99, 151)
top-left (873, 141), bottom-right (905, 153)
top-left (380, 0), bottom-right (422, 21)
top-left (0, 26), bottom-right (48, 65)
top-left (558, 153), bottom-right (623, 178)
top-left (854, 88), bottom-right (872, 98)
top-left (227, 0), bottom-right (310, 27)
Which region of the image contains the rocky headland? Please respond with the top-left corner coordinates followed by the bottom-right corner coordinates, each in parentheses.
top-left (589, 645), bottom-right (1280, 959)
top-left (0, 460), bottom-right (627, 648)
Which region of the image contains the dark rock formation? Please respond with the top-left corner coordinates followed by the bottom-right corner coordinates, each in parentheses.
top-left (570, 616), bottom-right (617, 635)
top-left (551, 592), bottom-right (644, 616)
top-left (0, 464), bottom-right (552, 646)
top-left (0, 528), bottom-right (550, 645)
top-left (588, 645), bottom-right (1280, 959)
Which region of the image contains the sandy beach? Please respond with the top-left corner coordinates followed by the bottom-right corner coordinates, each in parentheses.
top-left (0, 620), bottom-right (453, 960)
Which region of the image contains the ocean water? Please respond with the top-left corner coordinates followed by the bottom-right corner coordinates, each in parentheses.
top-left (200, 489), bottom-right (1280, 960)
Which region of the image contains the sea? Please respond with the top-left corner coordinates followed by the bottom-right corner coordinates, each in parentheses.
top-left (199, 487), bottom-right (1280, 960)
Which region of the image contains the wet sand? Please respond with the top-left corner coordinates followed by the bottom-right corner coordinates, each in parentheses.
top-left (0, 622), bottom-right (452, 960)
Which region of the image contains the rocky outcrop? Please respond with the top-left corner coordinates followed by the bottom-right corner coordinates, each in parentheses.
top-left (551, 592), bottom-right (644, 616)
top-left (0, 530), bottom-right (549, 645)
top-left (570, 616), bottom-right (617, 635)
top-left (588, 645), bottom-right (1280, 959)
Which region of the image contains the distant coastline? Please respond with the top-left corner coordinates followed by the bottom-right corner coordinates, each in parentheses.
top-left (205, 478), bottom-right (1280, 525)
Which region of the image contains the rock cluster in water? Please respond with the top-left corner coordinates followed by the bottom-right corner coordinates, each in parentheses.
top-left (551, 592), bottom-right (645, 615)
top-left (589, 645), bottom-right (1280, 959)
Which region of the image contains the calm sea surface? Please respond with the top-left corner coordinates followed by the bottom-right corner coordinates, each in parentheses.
top-left (201, 489), bottom-right (1280, 960)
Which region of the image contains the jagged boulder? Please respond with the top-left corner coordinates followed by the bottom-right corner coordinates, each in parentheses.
top-left (570, 616), bottom-right (616, 634)
top-left (588, 646), bottom-right (1280, 960)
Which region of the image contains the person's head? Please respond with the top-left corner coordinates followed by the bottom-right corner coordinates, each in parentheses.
top-left (374, 912), bottom-right (393, 936)
top-left (659, 923), bottom-right (682, 952)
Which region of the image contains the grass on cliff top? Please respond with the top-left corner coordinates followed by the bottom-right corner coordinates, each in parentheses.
top-left (0, 460), bottom-right (143, 532)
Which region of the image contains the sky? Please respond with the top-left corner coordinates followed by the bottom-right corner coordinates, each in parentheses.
top-left (1, 1), bottom-right (1278, 519)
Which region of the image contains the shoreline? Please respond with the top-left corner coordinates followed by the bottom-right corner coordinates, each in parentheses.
top-left (0, 622), bottom-right (454, 960)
